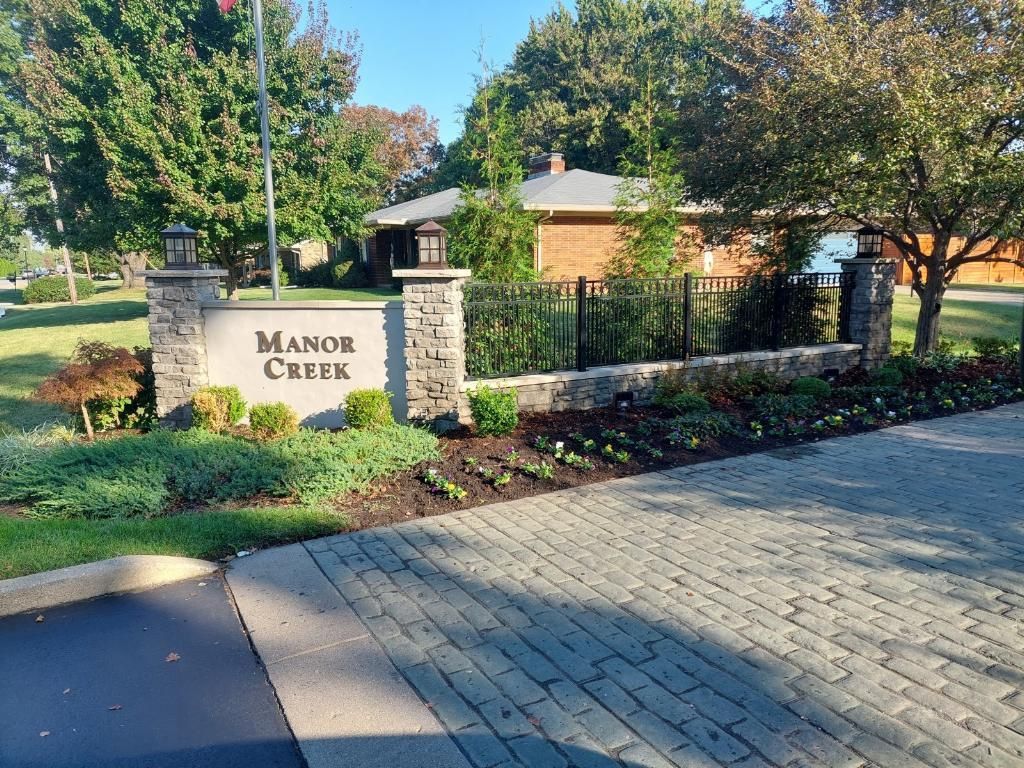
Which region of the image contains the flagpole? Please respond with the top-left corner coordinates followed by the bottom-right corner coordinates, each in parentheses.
top-left (251, 0), bottom-right (280, 301)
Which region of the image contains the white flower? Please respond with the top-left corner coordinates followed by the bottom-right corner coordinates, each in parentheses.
top-left (555, 441), bottom-right (564, 451)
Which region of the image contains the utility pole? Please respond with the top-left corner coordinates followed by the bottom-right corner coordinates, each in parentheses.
top-left (252, 0), bottom-right (280, 301)
top-left (43, 152), bottom-right (77, 305)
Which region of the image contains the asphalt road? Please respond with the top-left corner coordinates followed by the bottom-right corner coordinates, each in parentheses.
top-left (0, 576), bottom-right (303, 768)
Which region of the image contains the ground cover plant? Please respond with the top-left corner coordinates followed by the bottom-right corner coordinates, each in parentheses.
top-left (0, 424), bottom-right (439, 519)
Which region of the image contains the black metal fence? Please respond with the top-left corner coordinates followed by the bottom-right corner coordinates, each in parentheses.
top-left (464, 272), bottom-right (855, 379)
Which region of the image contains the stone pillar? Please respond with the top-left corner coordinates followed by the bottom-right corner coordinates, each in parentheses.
top-left (141, 269), bottom-right (226, 428)
top-left (393, 268), bottom-right (471, 432)
top-left (837, 257), bottom-right (897, 370)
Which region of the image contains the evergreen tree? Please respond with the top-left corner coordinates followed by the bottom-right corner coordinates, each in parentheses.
top-left (446, 68), bottom-right (537, 283)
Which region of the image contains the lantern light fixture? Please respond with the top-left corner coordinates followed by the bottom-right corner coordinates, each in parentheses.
top-left (415, 220), bottom-right (448, 269)
top-left (160, 223), bottom-right (199, 269)
top-left (856, 226), bottom-right (884, 259)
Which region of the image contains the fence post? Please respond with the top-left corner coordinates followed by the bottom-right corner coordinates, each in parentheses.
top-left (576, 275), bottom-right (588, 372)
top-left (770, 274), bottom-right (785, 350)
top-left (683, 272), bottom-right (693, 359)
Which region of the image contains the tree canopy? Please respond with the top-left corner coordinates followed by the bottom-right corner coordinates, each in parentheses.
top-left (434, 0), bottom-right (740, 189)
top-left (1, 0), bottom-right (390, 293)
top-left (691, 0), bottom-right (1024, 353)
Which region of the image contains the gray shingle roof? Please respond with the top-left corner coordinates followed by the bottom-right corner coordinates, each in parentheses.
top-left (365, 169), bottom-right (671, 226)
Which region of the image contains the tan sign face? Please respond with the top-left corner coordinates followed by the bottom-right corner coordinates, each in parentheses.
top-left (203, 303), bottom-right (406, 427)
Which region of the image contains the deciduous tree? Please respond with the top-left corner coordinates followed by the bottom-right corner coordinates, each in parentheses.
top-left (691, 0), bottom-right (1024, 355)
top-left (4, 0), bottom-right (386, 296)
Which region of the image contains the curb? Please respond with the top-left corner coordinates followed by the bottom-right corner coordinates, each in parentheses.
top-left (0, 555), bottom-right (220, 617)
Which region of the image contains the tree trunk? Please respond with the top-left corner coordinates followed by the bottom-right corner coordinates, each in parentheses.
top-left (82, 251), bottom-right (92, 280)
top-left (912, 235), bottom-right (950, 356)
top-left (119, 251), bottom-right (148, 289)
top-left (80, 403), bottom-right (94, 441)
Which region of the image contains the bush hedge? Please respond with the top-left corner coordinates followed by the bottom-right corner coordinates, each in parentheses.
top-left (468, 384), bottom-right (519, 436)
top-left (249, 402), bottom-right (300, 440)
top-left (23, 276), bottom-right (95, 304)
top-left (791, 376), bottom-right (832, 400)
top-left (344, 388), bottom-right (394, 430)
top-left (191, 385), bottom-right (247, 432)
top-left (0, 424), bottom-right (439, 518)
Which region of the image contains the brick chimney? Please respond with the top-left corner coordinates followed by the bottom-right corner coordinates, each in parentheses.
top-left (527, 152), bottom-right (566, 179)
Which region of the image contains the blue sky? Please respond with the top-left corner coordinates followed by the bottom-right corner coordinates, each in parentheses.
top-left (328, 0), bottom-right (559, 144)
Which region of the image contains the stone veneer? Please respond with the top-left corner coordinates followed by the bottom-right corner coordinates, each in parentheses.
top-left (141, 269), bottom-right (225, 428)
top-left (393, 269), bottom-right (471, 432)
top-left (461, 343), bottom-right (863, 413)
top-left (838, 257), bottom-right (897, 370)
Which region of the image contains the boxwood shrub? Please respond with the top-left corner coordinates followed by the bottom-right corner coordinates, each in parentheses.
top-left (192, 385), bottom-right (247, 432)
top-left (23, 276), bottom-right (95, 304)
top-left (249, 402), bottom-right (300, 440)
top-left (344, 388), bottom-right (394, 430)
top-left (467, 384), bottom-right (519, 436)
top-left (790, 376), bottom-right (832, 400)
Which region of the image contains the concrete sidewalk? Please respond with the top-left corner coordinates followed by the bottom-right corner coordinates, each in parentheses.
top-left (230, 403), bottom-right (1024, 768)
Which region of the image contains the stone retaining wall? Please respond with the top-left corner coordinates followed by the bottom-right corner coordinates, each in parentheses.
top-left (461, 343), bottom-right (863, 413)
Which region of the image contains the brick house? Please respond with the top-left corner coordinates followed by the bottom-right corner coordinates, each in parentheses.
top-left (361, 153), bottom-right (753, 286)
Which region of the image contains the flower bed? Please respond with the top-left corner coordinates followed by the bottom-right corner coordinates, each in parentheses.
top-left (341, 352), bottom-right (1022, 530)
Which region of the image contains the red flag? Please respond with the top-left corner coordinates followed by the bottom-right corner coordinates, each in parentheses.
top-left (218, 0), bottom-right (238, 12)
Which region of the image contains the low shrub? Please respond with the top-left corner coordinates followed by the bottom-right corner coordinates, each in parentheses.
top-left (791, 376), bottom-right (832, 400)
top-left (468, 384), bottom-right (519, 437)
top-left (887, 352), bottom-right (920, 378)
top-left (750, 393), bottom-right (818, 420)
top-left (871, 366), bottom-right (904, 387)
top-left (344, 388), bottom-right (394, 430)
top-left (0, 424), bottom-right (439, 518)
top-left (23, 276), bottom-right (95, 304)
top-left (691, 365), bottom-right (786, 404)
top-left (87, 346), bottom-right (156, 431)
top-left (249, 402), bottom-right (300, 440)
top-left (333, 259), bottom-right (368, 288)
top-left (972, 336), bottom-right (1019, 363)
top-left (0, 423), bottom-right (76, 480)
top-left (249, 259), bottom-right (290, 288)
top-left (655, 391), bottom-right (711, 415)
top-left (296, 260), bottom-right (335, 288)
top-left (34, 341), bottom-right (144, 439)
top-left (191, 385), bottom-right (247, 432)
top-left (921, 350), bottom-right (967, 373)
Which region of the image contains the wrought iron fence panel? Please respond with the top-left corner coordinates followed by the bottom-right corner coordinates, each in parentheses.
top-left (463, 272), bottom-right (854, 379)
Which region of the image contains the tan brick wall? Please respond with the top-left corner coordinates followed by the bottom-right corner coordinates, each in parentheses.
top-left (537, 215), bottom-right (752, 280)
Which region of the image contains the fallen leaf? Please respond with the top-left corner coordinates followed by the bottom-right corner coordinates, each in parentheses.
top-left (165, 652), bottom-right (181, 663)
top-left (108, 705), bottom-right (122, 711)
top-left (39, 731), bottom-right (50, 738)
top-left (35, 615), bottom-right (45, 623)
top-left (527, 716), bottom-right (542, 727)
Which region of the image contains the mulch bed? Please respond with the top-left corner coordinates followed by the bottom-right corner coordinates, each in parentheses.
top-left (339, 360), bottom-right (1023, 531)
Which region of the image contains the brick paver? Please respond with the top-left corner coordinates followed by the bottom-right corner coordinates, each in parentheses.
top-left (308, 405), bottom-right (1024, 767)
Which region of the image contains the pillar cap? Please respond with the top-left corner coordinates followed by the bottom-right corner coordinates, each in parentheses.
top-left (141, 269), bottom-right (228, 278)
top-left (392, 269), bottom-right (471, 279)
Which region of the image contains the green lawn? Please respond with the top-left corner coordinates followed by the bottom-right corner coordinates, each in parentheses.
top-left (0, 284), bottom-right (150, 429)
top-left (891, 294), bottom-right (1021, 352)
top-left (235, 285), bottom-right (401, 301)
top-left (949, 282), bottom-right (1024, 294)
top-left (0, 506), bottom-right (349, 580)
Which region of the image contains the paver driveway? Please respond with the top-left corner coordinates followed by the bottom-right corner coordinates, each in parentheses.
top-left (307, 405), bottom-right (1024, 768)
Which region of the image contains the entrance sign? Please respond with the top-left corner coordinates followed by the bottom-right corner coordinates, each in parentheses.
top-left (203, 301), bottom-right (406, 427)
